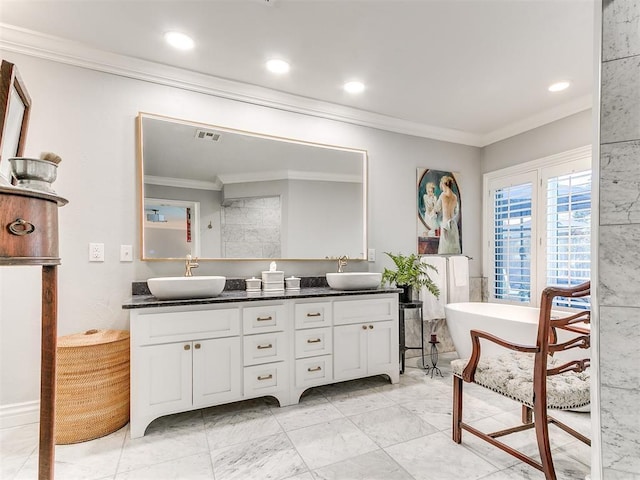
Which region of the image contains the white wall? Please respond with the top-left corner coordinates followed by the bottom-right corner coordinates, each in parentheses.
top-left (287, 180), bottom-right (363, 259)
top-left (481, 109), bottom-right (593, 173)
top-left (0, 51), bottom-right (483, 414)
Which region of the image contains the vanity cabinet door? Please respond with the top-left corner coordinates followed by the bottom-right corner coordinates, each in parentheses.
top-left (333, 319), bottom-right (395, 381)
top-left (333, 323), bottom-right (367, 380)
top-left (138, 342), bottom-right (192, 416)
top-left (366, 320), bottom-right (395, 375)
top-left (193, 337), bottom-right (241, 408)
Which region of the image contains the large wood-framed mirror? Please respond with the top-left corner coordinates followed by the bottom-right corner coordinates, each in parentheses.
top-left (138, 113), bottom-right (368, 261)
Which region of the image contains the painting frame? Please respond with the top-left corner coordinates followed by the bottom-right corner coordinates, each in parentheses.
top-left (417, 168), bottom-right (462, 255)
top-left (0, 60), bottom-right (32, 185)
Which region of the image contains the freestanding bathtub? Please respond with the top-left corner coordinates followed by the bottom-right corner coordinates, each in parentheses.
top-left (445, 302), bottom-right (591, 363)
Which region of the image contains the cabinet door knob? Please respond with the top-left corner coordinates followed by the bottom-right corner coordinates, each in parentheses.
top-left (194, 343), bottom-right (201, 349)
top-left (184, 344), bottom-right (191, 350)
top-left (8, 218), bottom-right (36, 236)
top-left (362, 325), bottom-right (367, 330)
top-left (369, 325), bottom-right (374, 329)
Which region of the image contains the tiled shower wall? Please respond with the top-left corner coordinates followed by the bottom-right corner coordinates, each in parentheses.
top-left (599, 1), bottom-right (640, 477)
top-left (221, 196), bottom-right (282, 258)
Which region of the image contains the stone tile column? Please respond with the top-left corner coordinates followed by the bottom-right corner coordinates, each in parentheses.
top-left (599, 1), bottom-right (640, 477)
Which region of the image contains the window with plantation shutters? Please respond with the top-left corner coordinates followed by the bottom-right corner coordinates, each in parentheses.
top-left (493, 182), bottom-right (533, 303)
top-left (542, 168), bottom-right (591, 309)
top-left (484, 147), bottom-right (591, 309)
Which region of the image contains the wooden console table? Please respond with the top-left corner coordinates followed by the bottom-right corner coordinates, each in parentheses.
top-left (0, 184), bottom-right (67, 480)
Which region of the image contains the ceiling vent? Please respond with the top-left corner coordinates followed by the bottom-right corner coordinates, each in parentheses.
top-left (195, 129), bottom-right (221, 141)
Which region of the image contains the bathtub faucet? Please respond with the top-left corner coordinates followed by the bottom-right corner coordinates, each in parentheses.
top-left (337, 255), bottom-right (349, 273)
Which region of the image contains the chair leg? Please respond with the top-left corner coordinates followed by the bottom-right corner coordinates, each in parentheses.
top-left (453, 375), bottom-right (463, 443)
top-left (533, 402), bottom-right (556, 480)
top-left (522, 405), bottom-right (533, 424)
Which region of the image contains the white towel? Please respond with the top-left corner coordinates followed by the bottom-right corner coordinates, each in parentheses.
top-left (448, 255), bottom-right (470, 303)
top-left (419, 255), bottom-right (447, 320)
top-left (451, 255), bottom-right (469, 287)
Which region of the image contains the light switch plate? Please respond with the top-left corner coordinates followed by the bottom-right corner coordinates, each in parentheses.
top-left (367, 248), bottom-right (376, 262)
top-left (120, 245), bottom-right (133, 262)
top-left (89, 243), bottom-right (105, 262)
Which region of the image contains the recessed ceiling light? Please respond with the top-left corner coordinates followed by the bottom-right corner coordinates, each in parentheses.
top-left (164, 31), bottom-right (194, 50)
top-left (266, 59), bottom-right (290, 74)
top-left (548, 81), bottom-right (570, 92)
top-left (344, 81), bottom-right (365, 94)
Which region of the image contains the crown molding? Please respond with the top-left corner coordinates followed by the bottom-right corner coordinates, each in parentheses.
top-left (217, 169), bottom-right (362, 185)
top-left (144, 175), bottom-right (220, 191)
top-left (0, 23), bottom-right (590, 148)
top-left (480, 94), bottom-right (592, 147)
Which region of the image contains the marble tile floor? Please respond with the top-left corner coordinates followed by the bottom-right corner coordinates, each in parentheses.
top-left (1, 354), bottom-right (591, 480)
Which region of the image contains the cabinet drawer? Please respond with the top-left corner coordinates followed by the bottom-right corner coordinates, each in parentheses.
top-left (134, 308), bottom-right (240, 346)
top-left (333, 297), bottom-right (395, 326)
top-left (242, 304), bottom-right (286, 334)
top-left (0, 192), bottom-right (59, 260)
top-left (295, 302), bottom-right (331, 329)
top-left (243, 332), bottom-right (287, 366)
top-left (295, 327), bottom-right (332, 359)
top-left (244, 362), bottom-right (288, 396)
top-left (295, 356), bottom-right (333, 388)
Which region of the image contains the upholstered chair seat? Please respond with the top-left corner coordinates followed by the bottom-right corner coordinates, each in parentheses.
top-left (451, 353), bottom-right (590, 410)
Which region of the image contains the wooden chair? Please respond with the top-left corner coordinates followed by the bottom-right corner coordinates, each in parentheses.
top-left (451, 282), bottom-right (591, 480)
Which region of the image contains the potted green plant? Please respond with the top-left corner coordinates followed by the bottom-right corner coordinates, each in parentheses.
top-left (381, 252), bottom-right (439, 303)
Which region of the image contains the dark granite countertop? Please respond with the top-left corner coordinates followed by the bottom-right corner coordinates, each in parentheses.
top-left (122, 286), bottom-right (401, 310)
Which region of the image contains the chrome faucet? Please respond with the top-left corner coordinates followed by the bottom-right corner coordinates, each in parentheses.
top-left (185, 254), bottom-right (199, 277)
top-left (337, 255), bottom-right (349, 273)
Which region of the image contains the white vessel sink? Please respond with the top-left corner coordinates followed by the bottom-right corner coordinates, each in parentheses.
top-left (326, 272), bottom-right (382, 290)
top-left (147, 276), bottom-right (226, 300)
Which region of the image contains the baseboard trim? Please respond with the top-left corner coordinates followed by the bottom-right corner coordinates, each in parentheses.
top-left (0, 401), bottom-right (39, 429)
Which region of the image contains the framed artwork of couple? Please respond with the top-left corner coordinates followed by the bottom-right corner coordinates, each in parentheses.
top-left (417, 168), bottom-right (462, 255)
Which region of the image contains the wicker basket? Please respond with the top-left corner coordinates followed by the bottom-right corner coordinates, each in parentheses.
top-left (55, 329), bottom-right (130, 444)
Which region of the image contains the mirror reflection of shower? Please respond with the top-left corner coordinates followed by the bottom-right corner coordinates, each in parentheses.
top-left (221, 195), bottom-right (282, 258)
top-left (144, 198), bottom-right (200, 258)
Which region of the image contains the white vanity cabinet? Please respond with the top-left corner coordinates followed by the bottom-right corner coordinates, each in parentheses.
top-left (130, 305), bottom-right (243, 438)
top-left (333, 296), bottom-right (399, 382)
top-left (292, 301), bottom-right (334, 399)
top-left (128, 292), bottom-right (398, 438)
top-left (241, 303), bottom-right (290, 401)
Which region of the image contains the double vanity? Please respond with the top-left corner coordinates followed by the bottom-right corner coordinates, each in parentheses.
top-left (123, 277), bottom-right (400, 439)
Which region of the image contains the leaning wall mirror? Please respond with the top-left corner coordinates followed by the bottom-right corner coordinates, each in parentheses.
top-left (138, 113), bottom-right (368, 260)
top-left (0, 60), bottom-right (32, 185)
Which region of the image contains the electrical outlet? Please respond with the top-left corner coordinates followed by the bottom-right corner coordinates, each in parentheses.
top-left (367, 248), bottom-right (376, 262)
top-left (89, 243), bottom-right (105, 262)
top-left (120, 245), bottom-right (133, 262)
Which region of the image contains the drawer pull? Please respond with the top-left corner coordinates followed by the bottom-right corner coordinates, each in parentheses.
top-left (306, 312), bottom-right (321, 317)
top-left (184, 344), bottom-right (191, 350)
top-left (307, 366), bottom-right (322, 372)
top-left (257, 374), bottom-right (273, 381)
top-left (8, 218), bottom-right (36, 236)
top-left (257, 343), bottom-right (273, 350)
top-left (257, 316), bottom-right (273, 322)
top-left (307, 338), bottom-right (322, 344)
